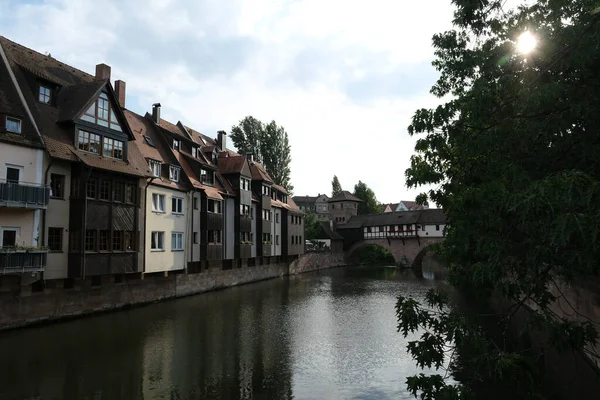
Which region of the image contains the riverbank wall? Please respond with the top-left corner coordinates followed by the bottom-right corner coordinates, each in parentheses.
top-left (0, 252), bottom-right (345, 331)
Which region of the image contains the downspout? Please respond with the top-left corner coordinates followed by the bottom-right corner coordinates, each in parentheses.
top-left (143, 177), bottom-right (156, 275)
top-left (40, 158), bottom-right (54, 247)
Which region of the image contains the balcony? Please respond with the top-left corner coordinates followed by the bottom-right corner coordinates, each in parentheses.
top-left (0, 249), bottom-right (48, 274)
top-left (0, 179), bottom-right (50, 209)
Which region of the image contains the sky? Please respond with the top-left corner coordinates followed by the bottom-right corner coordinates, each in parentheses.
top-left (0, 0), bottom-right (461, 204)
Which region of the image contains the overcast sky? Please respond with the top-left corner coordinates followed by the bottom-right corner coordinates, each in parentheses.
top-left (1, 0), bottom-right (462, 203)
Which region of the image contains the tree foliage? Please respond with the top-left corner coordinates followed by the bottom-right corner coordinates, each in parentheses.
top-left (331, 175), bottom-right (342, 197)
top-left (304, 211), bottom-right (325, 241)
top-left (230, 116), bottom-right (294, 193)
top-left (398, 0), bottom-right (600, 398)
top-left (353, 180), bottom-right (383, 215)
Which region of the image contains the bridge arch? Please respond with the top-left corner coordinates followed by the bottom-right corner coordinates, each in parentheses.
top-left (345, 240), bottom-right (398, 265)
top-left (344, 237), bottom-right (444, 267)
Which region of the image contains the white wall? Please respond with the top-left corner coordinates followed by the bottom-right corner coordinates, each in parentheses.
top-left (362, 223), bottom-right (418, 239)
top-left (273, 207), bottom-right (282, 256)
top-left (225, 197), bottom-right (235, 260)
top-left (45, 160), bottom-right (71, 279)
top-left (418, 223), bottom-right (446, 238)
top-left (0, 143), bottom-right (44, 184)
top-left (250, 203), bottom-right (257, 257)
top-left (145, 185), bottom-right (187, 273)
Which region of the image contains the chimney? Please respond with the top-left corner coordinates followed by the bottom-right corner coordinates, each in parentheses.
top-left (217, 130), bottom-right (227, 151)
top-left (95, 63), bottom-right (111, 81)
top-left (246, 152), bottom-right (253, 162)
top-left (115, 80), bottom-right (126, 108)
top-left (152, 103), bottom-right (161, 124)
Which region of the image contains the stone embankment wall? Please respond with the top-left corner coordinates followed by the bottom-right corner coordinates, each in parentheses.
top-left (0, 252), bottom-right (345, 331)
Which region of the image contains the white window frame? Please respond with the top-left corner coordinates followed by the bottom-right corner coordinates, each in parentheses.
top-left (169, 165), bottom-right (180, 182)
top-left (151, 193), bottom-right (165, 212)
top-left (5, 164), bottom-right (23, 184)
top-left (0, 226), bottom-right (20, 248)
top-left (171, 231), bottom-right (184, 251)
top-left (5, 117), bottom-right (21, 134)
top-left (172, 139), bottom-right (180, 151)
top-left (149, 160), bottom-right (161, 177)
top-left (151, 231), bottom-right (165, 251)
top-left (172, 196), bottom-right (184, 214)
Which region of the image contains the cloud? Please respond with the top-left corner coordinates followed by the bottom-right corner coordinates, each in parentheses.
top-left (1, 0), bottom-right (457, 203)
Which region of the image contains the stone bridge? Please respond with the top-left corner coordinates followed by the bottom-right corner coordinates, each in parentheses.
top-left (345, 236), bottom-right (444, 267)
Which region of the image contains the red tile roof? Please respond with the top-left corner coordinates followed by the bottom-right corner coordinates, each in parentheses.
top-left (249, 161), bottom-right (273, 183)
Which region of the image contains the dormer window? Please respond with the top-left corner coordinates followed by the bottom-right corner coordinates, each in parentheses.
top-left (5, 117), bottom-right (21, 133)
top-left (149, 160), bottom-right (161, 177)
top-left (173, 139), bottom-right (180, 151)
top-left (38, 85), bottom-right (51, 104)
top-left (78, 130), bottom-right (101, 153)
top-left (169, 165), bottom-right (180, 182)
top-left (262, 185), bottom-right (270, 196)
top-left (192, 147), bottom-right (197, 158)
top-left (103, 138), bottom-right (123, 159)
top-left (240, 177), bottom-right (250, 191)
top-left (212, 152), bottom-right (218, 164)
top-left (81, 92), bottom-right (122, 132)
top-left (200, 168), bottom-right (215, 185)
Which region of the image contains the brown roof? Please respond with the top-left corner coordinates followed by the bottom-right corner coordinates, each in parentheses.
top-left (218, 154), bottom-right (251, 177)
top-left (272, 184), bottom-right (288, 195)
top-left (249, 161), bottom-right (274, 183)
top-left (125, 110), bottom-right (188, 189)
top-left (0, 36), bottom-right (147, 176)
top-left (401, 200), bottom-right (427, 211)
top-left (159, 118), bottom-right (191, 141)
top-left (329, 190), bottom-right (362, 203)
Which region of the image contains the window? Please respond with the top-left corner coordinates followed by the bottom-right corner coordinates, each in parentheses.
top-left (152, 193), bottom-right (165, 212)
top-left (149, 160), bottom-right (161, 177)
top-left (99, 231), bottom-right (110, 251)
top-left (71, 176), bottom-right (80, 197)
top-left (192, 147), bottom-right (197, 158)
top-left (125, 231), bottom-right (135, 251)
top-left (78, 130), bottom-right (101, 153)
top-left (39, 85), bottom-right (51, 104)
top-left (47, 228), bottom-right (63, 251)
top-left (262, 185), bottom-right (270, 196)
top-left (262, 210), bottom-right (271, 220)
top-left (212, 152), bottom-right (218, 164)
top-left (275, 213), bottom-right (279, 223)
top-left (436, 225), bottom-right (440, 231)
top-left (169, 165), bottom-right (180, 182)
top-left (172, 139), bottom-right (180, 151)
top-left (50, 174), bottom-right (65, 198)
top-left (276, 235), bottom-right (280, 245)
top-left (144, 135), bottom-right (155, 147)
top-left (85, 230), bottom-right (97, 252)
top-left (240, 177), bottom-right (250, 191)
top-left (5, 117), bottom-right (21, 133)
top-left (81, 92), bottom-right (122, 131)
top-left (421, 225), bottom-right (425, 231)
top-left (262, 233), bottom-right (271, 243)
top-left (113, 231), bottom-right (123, 251)
top-left (86, 179), bottom-right (97, 199)
top-left (208, 230), bottom-right (221, 244)
top-left (6, 166), bottom-right (20, 184)
top-left (193, 232), bottom-right (198, 244)
top-left (240, 204), bottom-right (250, 216)
top-left (113, 182), bottom-right (124, 202)
top-left (193, 197), bottom-right (199, 210)
top-left (151, 231), bottom-right (164, 250)
top-left (171, 232), bottom-right (184, 251)
top-left (0, 227), bottom-right (19, 248)
top-left (99, 180), bottom-right (110, 200)
top-left (103, 138), bottom-right (124, 159)
top-left (200, 169), bottom-right (215, 185)
top-left (126, 184), bottom-right (136, 204)
top-left (208, 199), bottom-right (221, 213)
top-left (172, 197), bottom-right (184, 214)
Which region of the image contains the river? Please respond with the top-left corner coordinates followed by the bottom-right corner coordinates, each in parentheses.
top-left (0, 266), bottom-right (450, 400)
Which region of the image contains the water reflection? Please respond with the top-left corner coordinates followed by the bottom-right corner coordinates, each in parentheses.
top-left (0, 267), bottom-right (447, 400)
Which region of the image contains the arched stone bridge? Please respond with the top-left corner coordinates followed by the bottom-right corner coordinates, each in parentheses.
top-left (345, 236), bottom-right (444, 267)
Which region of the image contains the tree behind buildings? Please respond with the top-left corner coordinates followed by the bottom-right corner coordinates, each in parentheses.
top-left (331, 175), bottom-right (342, 197)
top-left (230, 116), bottom-right (294, 193)
top-left (353, 180), bottom-right (382, 215)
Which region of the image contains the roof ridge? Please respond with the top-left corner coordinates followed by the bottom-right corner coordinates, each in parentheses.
top-left (0, 35), bottom-right (94, 81)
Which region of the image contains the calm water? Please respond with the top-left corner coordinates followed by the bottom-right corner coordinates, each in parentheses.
top-left (0, 266), bottom-right (449, 400)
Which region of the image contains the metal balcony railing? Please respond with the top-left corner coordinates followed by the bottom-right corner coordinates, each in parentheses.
top-left (0, 250), bottom-right (47, 274)
top-left (0, 179), bottom-right (50, 209)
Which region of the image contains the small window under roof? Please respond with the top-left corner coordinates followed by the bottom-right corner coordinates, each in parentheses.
top-left (144, 135), bottom-right (155, 147)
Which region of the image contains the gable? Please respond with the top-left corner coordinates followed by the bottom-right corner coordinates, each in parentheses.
top-left (79, 90), bottom-right (123, 132)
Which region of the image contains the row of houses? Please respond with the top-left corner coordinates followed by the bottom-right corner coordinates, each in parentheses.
top-left (0, 36), bottom-right (304, 286)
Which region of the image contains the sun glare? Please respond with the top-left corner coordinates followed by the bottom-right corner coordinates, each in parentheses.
top-left (517, 31), bottom-right (537, 54)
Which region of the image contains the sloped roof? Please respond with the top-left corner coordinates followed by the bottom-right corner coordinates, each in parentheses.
top-left (56, 79), bottom-right (106, 122)
top-left (384, 203), bottom-right (400, 211)
top-left (293, 196), bottom-right (317, 204)
top-left (400, 200), bottom-right (427, 211)
top-left (329, 190), bottom-right (362, 203)
top-left (339, 211), bottom-right (423, 229)
top-left (124, 110), bottom-right (188, 190)
top-left (416, 209), bottom-right (446, 224)
top-left (249, 161), bottom-right (274, 183)
top-left (272, 183), bottom-right (288, 195)
top-left (159, 118), bottom-right (190, 141)
top-left (218, 154), bottom-right (251, 177)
